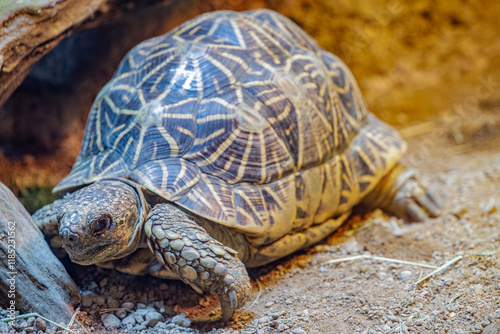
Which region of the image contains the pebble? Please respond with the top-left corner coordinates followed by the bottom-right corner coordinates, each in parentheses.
top-left (122, 314), bottom-right (136, 327)
top-left (143, 311), bottom-right (164, 327)
top-left (154, 322), bottom-right (169, 330)
top-left (291, 328), bottom-right (306, 334)
top-left (133, 314), bottom-right (144, 324)
top-left (101, 314), bottom-right (121, 330)
top-left (107, 297), bottom-right (120, 309)
top-left (115, 309), bottom-right (127, 319)
top-left (398, 270), bottom-right (412, 280)
top-left (172, 312), bottom-right (191, 327)
top-left (81, 293), bottom-right (93, 308)
top-left (265, 301), bottom-right (274, 308)
top-left (377, 272), bottom-right (388, 280)
top-left (93, 296), bottom-right (106, 306)
top-left (34, 318), bottom-right (46, 332)
top-left (481, 198), bottom-right (496, 214)
top-left (99, 277), bottom-right (109, 288)
top-left (121, 302), bottom-right (135, 310)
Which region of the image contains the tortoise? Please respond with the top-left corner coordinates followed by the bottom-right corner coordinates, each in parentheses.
top-left (33, 9), bottom-right (441, 320)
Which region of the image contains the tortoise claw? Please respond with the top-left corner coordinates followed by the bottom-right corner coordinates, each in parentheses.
top-left (393, 171), bottom-right (442, 222)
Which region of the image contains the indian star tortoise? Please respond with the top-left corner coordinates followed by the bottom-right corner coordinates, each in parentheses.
top-left (33, 9), bottom-right (441, 321)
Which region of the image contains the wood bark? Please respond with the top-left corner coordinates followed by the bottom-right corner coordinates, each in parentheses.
top-left (0, 182), bottom-right (80, 323)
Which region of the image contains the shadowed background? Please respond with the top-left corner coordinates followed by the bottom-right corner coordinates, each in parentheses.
top-left (0, 0), bottom-right (499, 211)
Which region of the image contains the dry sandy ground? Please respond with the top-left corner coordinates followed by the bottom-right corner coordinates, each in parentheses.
top-left (2, 112), bottom-right (499, 334)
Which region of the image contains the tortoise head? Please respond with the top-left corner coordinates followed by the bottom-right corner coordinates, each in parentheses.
top-left (58, 179), bottom-right (146, 265)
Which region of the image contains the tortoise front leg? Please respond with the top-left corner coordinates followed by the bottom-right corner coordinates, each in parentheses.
top-left (363, 163), bottom-right (442, 221)
top-left (32, 198), bottom-right (68, 253)
top-left (144, 204), bottom-right (251, 321)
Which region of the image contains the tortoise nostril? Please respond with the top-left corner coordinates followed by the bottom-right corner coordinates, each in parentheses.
top-left (60, 229), bottom-right (79, 245)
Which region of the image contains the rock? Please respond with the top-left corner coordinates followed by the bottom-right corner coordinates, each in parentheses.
top-left (133, 313), bottom-right (144, 324)
top-left (115, 309), bottom-right (127, 319)
top-left (0, 322), bottom-right (8, 333)
top-left (101, 313), bottom-right (121, 330)
top-left (144, 311), bottom-right (164, 327)
top-left (0, 183), bottom-right (80, 323)
top-left (377, 272), bottom-right (388, 280)
top-left (107, 297), bottom-right (119, 309)
top-left (93, 296), bottom-right (105, 306)
top-left (122, 314), bottom-right (136, 327)
top-left (398, 270), bottom-right (412, 280)
top-left (154, 322), bottom-right (168, 330)
top-left (171, 312), bottom-right (191, 327)
top-left (121, 302), bottom-right (135, 310)
top-left (291, 328), bottom-right (306, 334)
top-left (81, 292), bottom-right (93, 308)
top-left (34, 318), bottom-right (47, 332)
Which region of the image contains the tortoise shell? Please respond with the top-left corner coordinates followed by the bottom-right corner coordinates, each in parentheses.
top-left (55, 9), bottom-right (406, 246)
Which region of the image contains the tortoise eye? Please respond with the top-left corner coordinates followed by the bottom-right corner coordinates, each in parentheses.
top-left (93, 216), bottom-right (111, 235)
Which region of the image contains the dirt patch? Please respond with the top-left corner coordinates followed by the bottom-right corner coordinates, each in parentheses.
top-left (2, 110), bottom-right (499, 334)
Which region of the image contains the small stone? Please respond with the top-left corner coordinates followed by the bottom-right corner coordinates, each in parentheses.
top-left (82, 293), bottom-right (93, 308)
top-left (144, 311), bottom-right (165, 327)
top-left (181, 266), bottom-right (198, 281)
top-left (178, 258), bottom-right (187, 267)
top-left (115, 309), bottom-right (127, 319)
top-left (170, 239), bottom-right (185, 251)
top-left (107, 297), bottom-right (120, 309)
top-left (133, 324), bottom-right (146, 331)
top-left (101, 314), bottom-right (121, 330)
top-left (133, 313), bottom-right (144, 324)
top-left (211, 245), bottom-right (226, 256)
top-left (121, 302), bottom-right (135, 310)
top-left (377, 272), bottom-right (388, 280)
top-left (214, 263), bottom-right (227, 275)
top-left (122, 314), bottom-right (136, 327)
top-left (99, 277), bottom-right (109, 288)
top-left (291, 327), bottom-right (306, 334)
top-left (34, 318), bottom-right (46, 332)
top-left (265, 301), bottom-right (274, 308)
top-left (258, 316), bottom-right (268, 324)
top-left (181, 248), bottom-right (200, 261)
top-left (93, 296), bottom-right (106, 306)
top-left (398, 270), bottom-right (412, 280)
top-left (137, 303), bottom-right (146, 309)
top-left (482, 198), bottom-right (496, 214)
top-left (171, 312), bottom-right (191, 327)
top-left (200, 257), bottom-right (217, 269)
top-left (154, 322), bottom-right (168, 330)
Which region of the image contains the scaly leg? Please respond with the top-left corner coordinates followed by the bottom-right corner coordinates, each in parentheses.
top-left (363, 163), bottom-right (441, 221)
top-left (144, 204), bottom-right (251, 321)
top-left (32, 198), bottom-right (68, 253)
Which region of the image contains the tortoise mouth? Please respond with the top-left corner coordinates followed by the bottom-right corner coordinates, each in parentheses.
top-left (69, 243), bottom-right (113, 265)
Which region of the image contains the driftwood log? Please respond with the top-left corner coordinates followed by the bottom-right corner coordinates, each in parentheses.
top-left (0, 182), bottom-right (80, 324)
top-left (0, 0), bottom-right (176, 107)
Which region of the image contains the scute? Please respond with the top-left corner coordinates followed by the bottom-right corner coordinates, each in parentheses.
top-left (55, 10), bottom-right (405, 243)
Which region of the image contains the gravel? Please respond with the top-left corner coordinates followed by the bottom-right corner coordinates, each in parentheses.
top-left (101, 313), bottom-right (121, 330)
